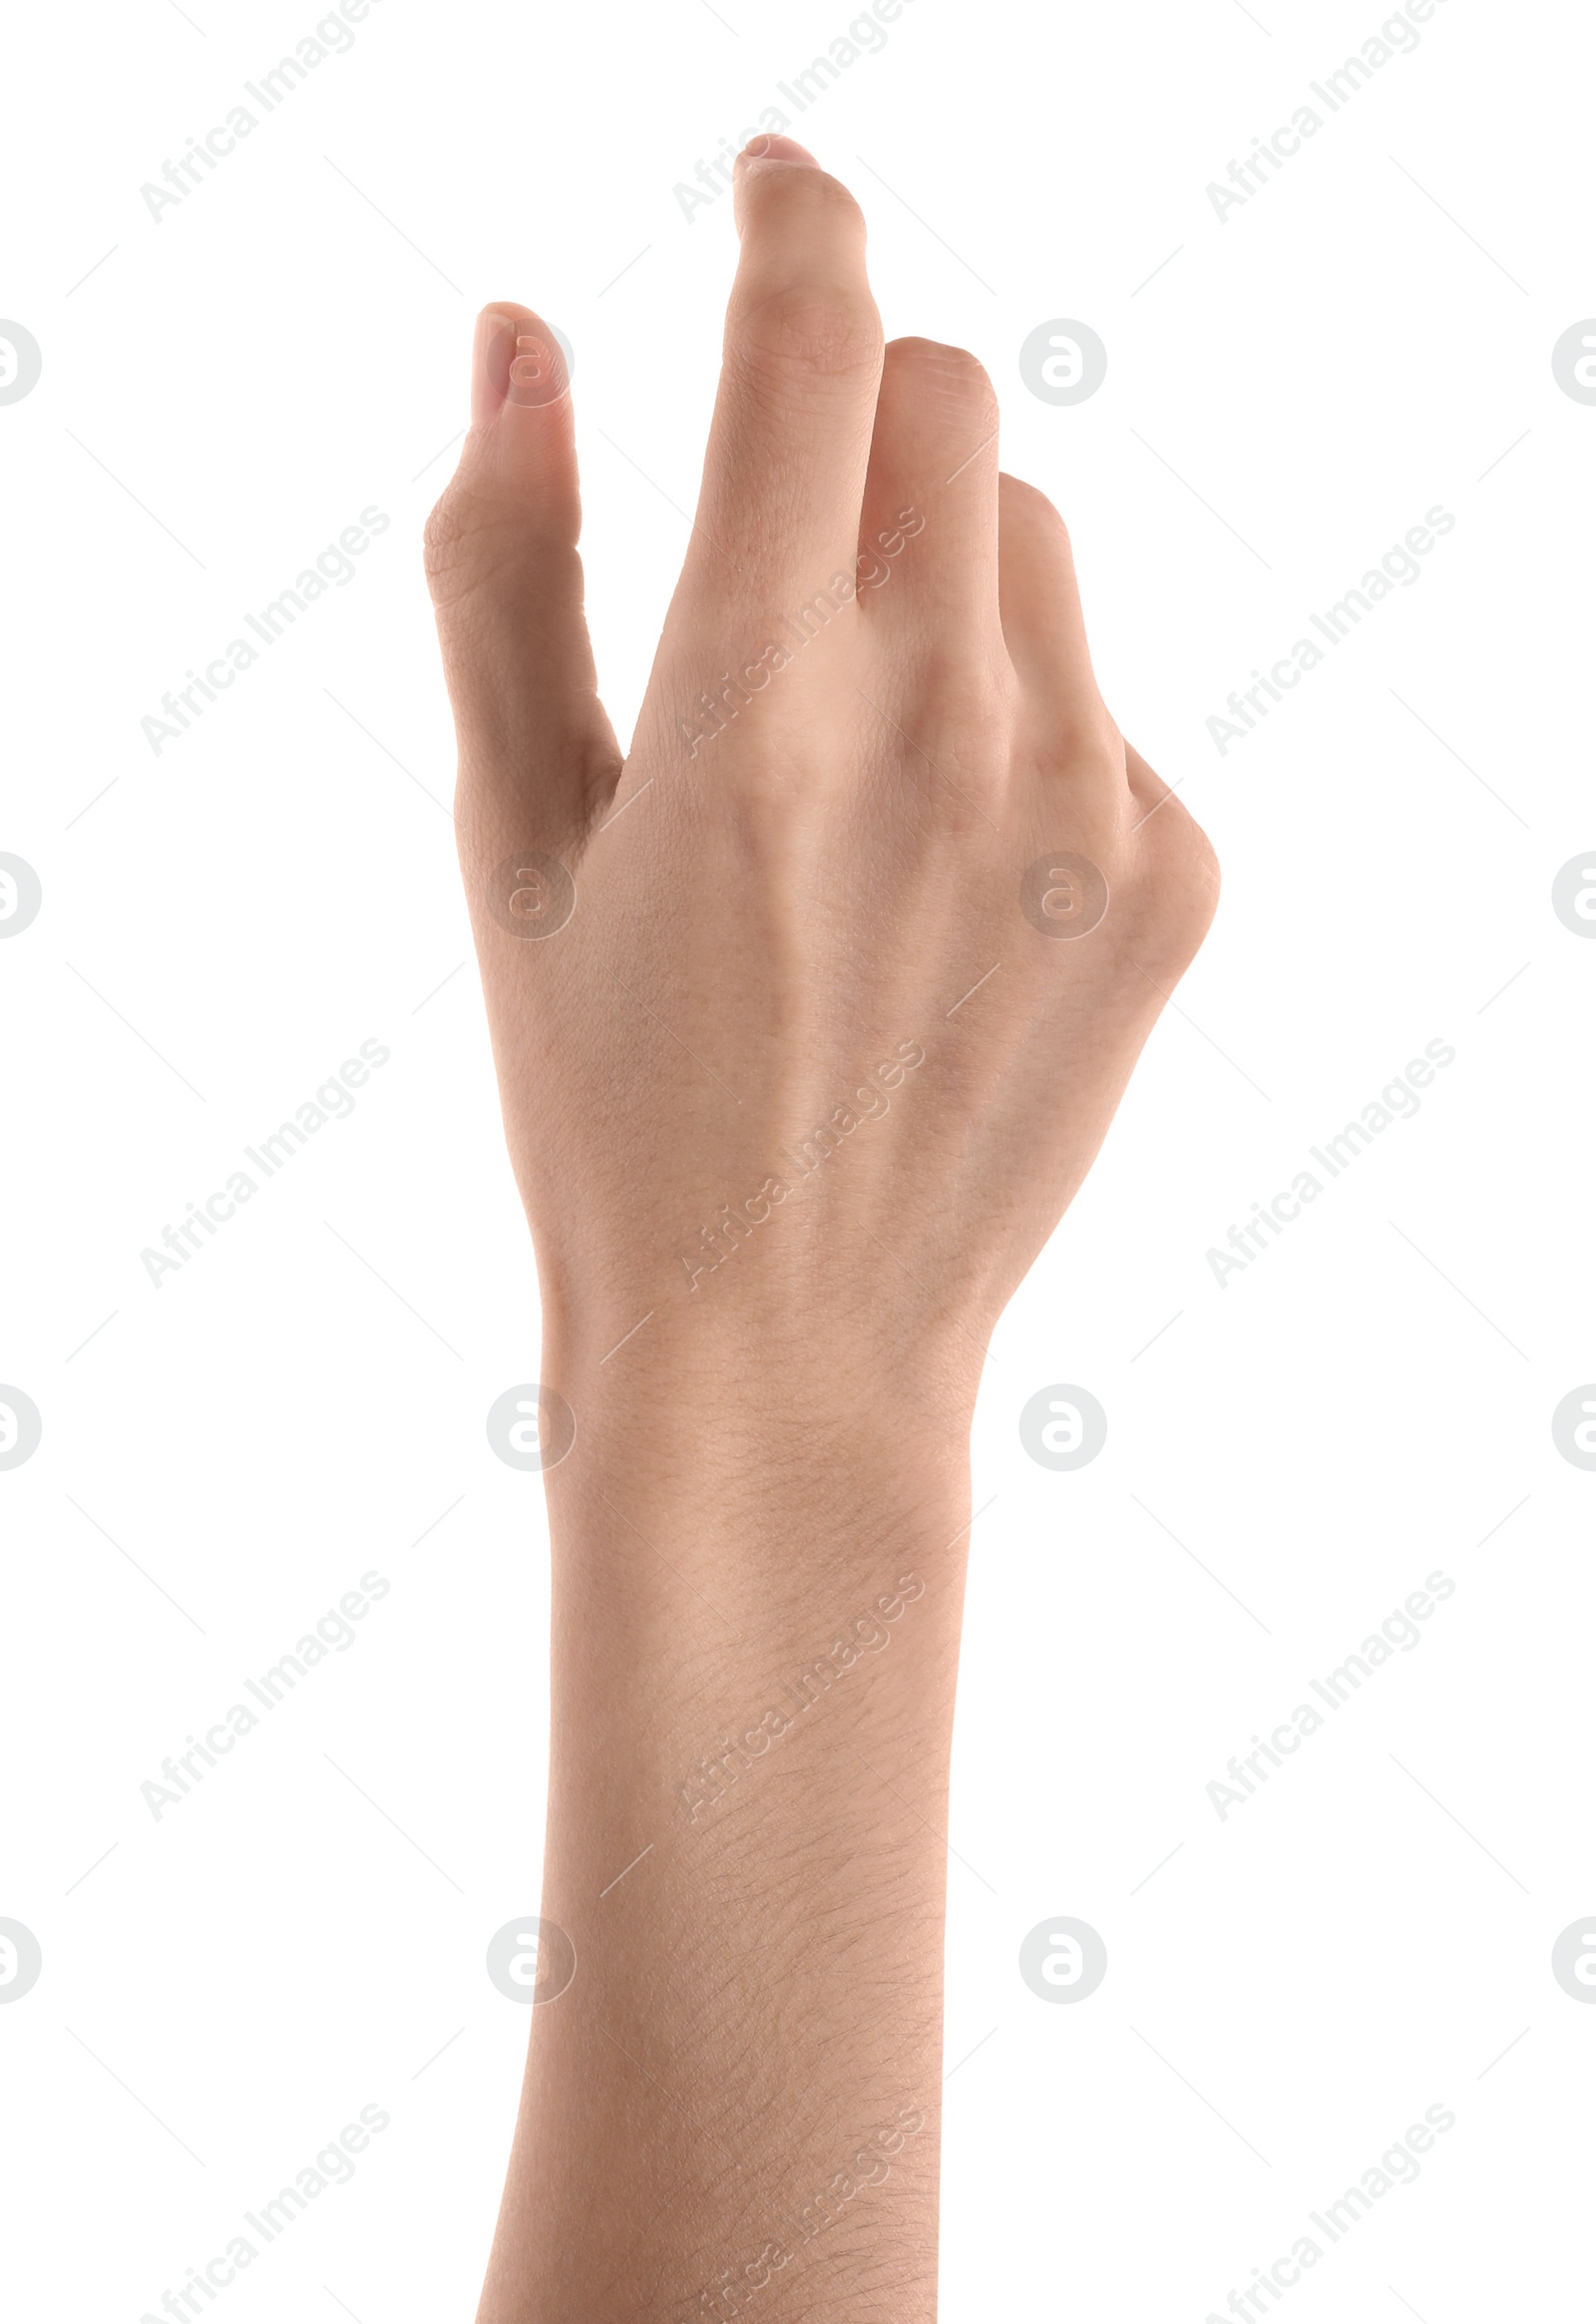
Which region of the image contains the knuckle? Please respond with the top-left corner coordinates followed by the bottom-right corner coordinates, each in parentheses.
top-left (423, 466), bottom-right (542, 610)
top-left (423, 481), bottom-right (469, 575)
top-left (1178, 815), bottom-right (1222, 914)
top-left (423, 477), bottom-right (503, 614)
top-left (928, 656), bottom-right (1012, 735)
top-left (999, 472), bottom-right (1069, 540)
top-left (1139, 809), bottom-right (1221, 960)
top-left (422, 483), bottom-right (472, 604)
top-left (1031, 707), bottom-right (1121, 782)
top-left (884, 337), bottom-right (998, 419)
top-left (750, 162), bottom-right (867, 242)
top-left (909, 658), bottom-right (1016, 788)
top-left (733, 277), bottom-right (883, 383)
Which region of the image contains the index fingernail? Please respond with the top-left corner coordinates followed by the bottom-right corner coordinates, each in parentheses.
top-left (473, 307), bottom-right (517, 423)
top-left (742, 134), bottom-right (819, 166)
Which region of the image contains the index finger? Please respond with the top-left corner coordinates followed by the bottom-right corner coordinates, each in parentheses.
top-left (685, 139), bottom-right (884, 619)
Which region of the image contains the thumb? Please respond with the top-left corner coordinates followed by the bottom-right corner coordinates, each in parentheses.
top-left (425, 304), bottom-right (620, 851)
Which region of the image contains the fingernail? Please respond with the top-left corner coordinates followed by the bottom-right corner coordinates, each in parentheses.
top-left (741, 133), bottom-right (819, 166)
top-left (473, 307), bottom-right (517, 424)
top-left (472, 309), bottom-right (572, 422)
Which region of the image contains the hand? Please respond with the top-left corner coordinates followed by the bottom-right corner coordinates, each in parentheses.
top-left (425, 135), bottom-right (1217, 1451)
top-left (425, 134), bottom-right (1217, 2324)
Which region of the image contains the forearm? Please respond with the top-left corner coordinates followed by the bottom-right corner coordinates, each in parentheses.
top-left (476, 1345), bottom-right (974, 2322)
top-left (431, 126), bottom-right (1216, 2324)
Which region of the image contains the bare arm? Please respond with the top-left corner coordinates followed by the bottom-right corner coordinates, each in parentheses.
top-left (425, 134), bottom-right (1217, 2321)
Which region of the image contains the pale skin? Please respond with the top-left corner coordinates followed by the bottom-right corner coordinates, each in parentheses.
top-left (425, 135), bottom-right (1217, 2322)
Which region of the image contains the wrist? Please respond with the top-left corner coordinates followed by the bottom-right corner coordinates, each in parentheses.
top-left (540, 1364), bottom-right (972, 1706)
top-left (537, 1297), bottom-right (984, 1499)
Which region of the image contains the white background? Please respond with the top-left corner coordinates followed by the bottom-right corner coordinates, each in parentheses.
top-left (3, 0), bottom-right (1593, 2316)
